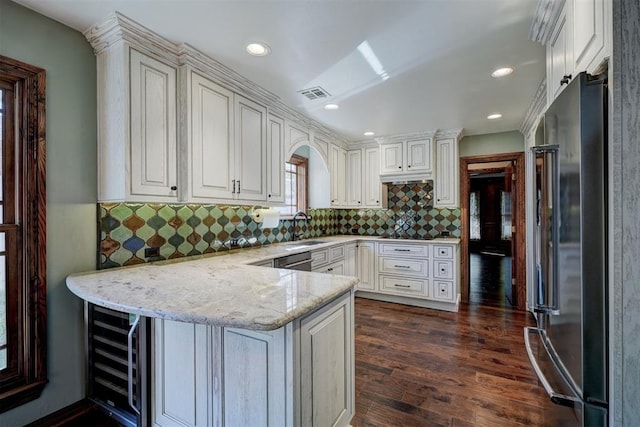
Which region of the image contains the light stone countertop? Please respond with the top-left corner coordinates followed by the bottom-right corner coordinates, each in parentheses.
top-left (66, 235), bottom-right (460, 330)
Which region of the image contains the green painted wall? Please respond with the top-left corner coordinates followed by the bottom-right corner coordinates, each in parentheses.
top-left (459, 130), bottom-right (524, 157)
top-left (0, 0), bottom-right (97, 424)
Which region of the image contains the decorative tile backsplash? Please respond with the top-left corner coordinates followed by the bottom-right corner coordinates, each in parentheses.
top-left (338, 183), bottom-right (460, 239)
top-left (99, 203), bottom-right (337, 269)
top-left (98, 185), bottom-right (460, 268)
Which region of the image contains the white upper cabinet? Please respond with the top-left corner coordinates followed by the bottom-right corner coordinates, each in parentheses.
top-left (267, 114), bottom-right (285, 203)
top-left (187, 70), bottom-right (235, 200)
top-left (234, 95), bottom-right (267, 201)
top-left (535, 0), bottom-right (611, 104)
top-left (547, 3), bottom-right (573, 102)
top-left (573, 0), bottom-right (609, 75)
top-left (130, 50), bottom-right (178, 199)
top-left (96, 42), bottom-right (179, 202)
top-left (379, 137), bottom-right (433, 177)
top-left (434, 138), bottom-right (459, 208)
top-left (347, 150), bottom-right (362, 207)
top-left (363, 147), bottom-right (382, 208)
top-left (330, 144), bottom-right (347, 207)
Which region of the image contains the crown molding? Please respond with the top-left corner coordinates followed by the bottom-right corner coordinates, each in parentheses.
top-left (84, 12), bottom-right (348, 146)
top-left (374, 130), bottom-right (438, 145)
top-left (520, 78), bottom-right (547, 135)
top-left (529, 0), bottom-right (565, 44)
top-left (435, 128), bottom-right (464, 141)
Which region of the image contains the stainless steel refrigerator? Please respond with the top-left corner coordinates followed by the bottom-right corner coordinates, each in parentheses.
top-left (526, 72), bottom-right (608, 426)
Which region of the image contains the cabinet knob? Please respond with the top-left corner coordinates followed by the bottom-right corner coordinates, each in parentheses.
top-left (268, 194), bottom-right (272, 198)
top-left (170, 185), bottom-right (177, 191)
top-left (408, 165), bottom-right (411, 168)
top-left (398, 166), bottom-right (402, 169)
top-left (376, 200), bottom-right (379, 203)
top-left (560, 74), bottom-right (572, 86)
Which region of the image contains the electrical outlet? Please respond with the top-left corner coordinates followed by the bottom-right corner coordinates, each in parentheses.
top-left (145, 247), bottom-right (160, 258)
top-left (440, 230), bottom-right (450, 237)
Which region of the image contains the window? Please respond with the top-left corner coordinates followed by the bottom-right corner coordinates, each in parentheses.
top-left (501, 190), bottom-right (512, 240)
top-left (275, 154), bottom-right (308, 216)
top-left (0, 55), bottom-right (47, 412)
top-left (469, 191), bottom-right (481, 240)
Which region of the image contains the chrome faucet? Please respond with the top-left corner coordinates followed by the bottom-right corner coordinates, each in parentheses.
top-left (292, 210), bottom-right (310, 241)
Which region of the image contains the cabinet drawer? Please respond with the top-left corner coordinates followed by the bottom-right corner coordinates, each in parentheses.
top-left (379, 276), bottom-right (429, 297)
top-left (432, 260), bottom-right (454, 279)
top-left (378, 243), bottom-right (428, 258)
top-left (379, 257), bottom-right (428, 277)
top-left (317, 261), bottom-right (344, 275)
top-left (311, 249), bottom-right (329, 269)
top-left (329, 244), bottom-right (346, 263)
top-left (432, 245), bottom-right (454, 259)
top-left (432, 281), bottom-right (454, 301)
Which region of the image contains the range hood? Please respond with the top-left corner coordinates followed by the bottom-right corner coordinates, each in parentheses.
top-left (379, 176), bottom-right (434, 185)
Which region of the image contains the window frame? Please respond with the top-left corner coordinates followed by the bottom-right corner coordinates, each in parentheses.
top-left (0, 55), bottom-right (47, 413)
top-left (276, 154), bottom-right (308, 217)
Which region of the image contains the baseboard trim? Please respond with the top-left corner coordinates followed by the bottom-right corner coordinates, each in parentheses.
top-left (25, 398), bottom-right (99, 427)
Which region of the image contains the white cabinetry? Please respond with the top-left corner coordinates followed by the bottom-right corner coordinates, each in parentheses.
top-left (347, 150), bottom-right (362, 207)
top-left (434, 138), bottom-right (459, 208)
top-left (363, 147), bottom-right (383, 208)
top-left (299, 292), bottom-right (354, 427)
top-left (186, 70), bottom-right (234, 200)
top-left (330, 145), bottom-right (347, 207)
top-left (153, 291), bottom-right (355, 427)
top-left (536, 0), bottom-right (611, 105)
top-left (356, 242), bottom-right (376, 291)
top-left (379, 138), bottom-right (433, 176)
top-left (344, 243), bottom-right (358, 277)
top-left (356, 240), bottom-right (460, 312)
top-left (267, 115), bottom-right (285, 203)
top-left (234, 95), bottom-right (267, 201)
top-left (96, 44), bottom-right (179, 202)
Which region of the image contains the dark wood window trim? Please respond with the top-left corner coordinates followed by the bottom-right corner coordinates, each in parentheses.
top-left (0, 55), bottom-right (47, 412)
top-left (289, 154), bottom-right (308, 213)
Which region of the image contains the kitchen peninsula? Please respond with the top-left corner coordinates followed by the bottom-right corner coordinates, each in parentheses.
top-left (67, 237), bottom-right (359, 427)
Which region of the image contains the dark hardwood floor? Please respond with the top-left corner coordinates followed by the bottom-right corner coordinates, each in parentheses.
top-left (469, 252), bottom-right (514, 308)
top-left (352, 297), bottom-right (550, 427)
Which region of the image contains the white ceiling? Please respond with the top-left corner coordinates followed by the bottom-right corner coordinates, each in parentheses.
top-left (14, 0), bottom-right (545, 141)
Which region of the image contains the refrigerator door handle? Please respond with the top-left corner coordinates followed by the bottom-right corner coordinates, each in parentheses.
top-left (127, 315), bottom-right (141, 416)
top-left (524, 327), bottom-right (580, 407)
top-left (531, 145), bottom-right (561, 315)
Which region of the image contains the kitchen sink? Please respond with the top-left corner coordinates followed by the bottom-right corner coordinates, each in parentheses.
top-left (284, 240), bottom-right (326, 250)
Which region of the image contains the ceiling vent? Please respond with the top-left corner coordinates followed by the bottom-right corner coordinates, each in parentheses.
top-left (298, 86), bottom-right (331, 100)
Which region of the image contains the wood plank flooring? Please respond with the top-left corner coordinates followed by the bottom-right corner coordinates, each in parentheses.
top-left (352, 297), bottom-right (551, 427)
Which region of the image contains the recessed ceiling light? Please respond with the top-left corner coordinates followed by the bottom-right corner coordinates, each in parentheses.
top-left (491, 67), bottom-right (514, 78)
top-left (324, 103), bottom-right (339, 110)
top-left (363, 131), bottom-right (375, 136)
top-left (245, 42), bottom-right (271, 56)
top-left (487, 113), bottom-right (503, 120)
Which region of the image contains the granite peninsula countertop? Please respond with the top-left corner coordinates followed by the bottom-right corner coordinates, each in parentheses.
top-left (66, 235), bottom-right (459, 330)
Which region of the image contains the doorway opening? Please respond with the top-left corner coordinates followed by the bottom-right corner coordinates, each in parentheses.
top-left (460, 153), bottom-right (526, 310)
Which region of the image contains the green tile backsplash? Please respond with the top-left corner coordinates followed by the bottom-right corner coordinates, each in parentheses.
top-left (98, 186), bottom-right (460, 268)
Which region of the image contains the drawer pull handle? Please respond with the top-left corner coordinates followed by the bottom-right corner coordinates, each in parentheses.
top-left (394, 249), bottom-right (410, 252)
top-left (394, 284), bottom-right (411, 288)
top-left (327, 268), bottom-right (333, 272)
top-left (394, 265), bottom-right (411, 269)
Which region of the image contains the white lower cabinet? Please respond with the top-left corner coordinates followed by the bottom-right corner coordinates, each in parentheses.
top-left (153, 291), bottom-right (354, 427)
top-left (344, 243), bottom-right (357, 277)
top-left (356, 241), bottom-right (460, 312)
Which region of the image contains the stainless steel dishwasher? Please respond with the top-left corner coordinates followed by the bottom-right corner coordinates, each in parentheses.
top-left (273, 251), bottom-right (312, 271)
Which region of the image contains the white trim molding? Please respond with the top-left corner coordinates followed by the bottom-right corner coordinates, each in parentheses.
top-left (520, 78), bottom-right (547, 135)
top-left (529, 0), bottom-right (566, 44)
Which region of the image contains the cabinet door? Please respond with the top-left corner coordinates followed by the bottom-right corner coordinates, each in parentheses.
top-left (267, 115), bottom-right (285, 203)
top-left (235, 95), bottom-right (267, 201)
top-left (344, 243), bottom-right (357, 277)
top-left (299, 292), bottom-right (354, 427)
top-left (153, 320), bottom-right (211, 427)
top-left (380, 143), bottom-right (404, 174)
top-left (347, 150), bottom-right (362, 207)
top-left (190, 72), bottom-right (235, 200)
top-left (357, 242), bottom-right (376, 291)
top-left (363, 147), bottom-right (382, 207)
top-left (435, 138), bottom-right (459, 207)
top-left (330, 145), bottom-right (347, 206)
top-left (405, 139), bottom-right (432, 173)
top-left (573, 0), bottom-right (608, 74)
top-left (130, 50), bottom-right (177, 198)
top-left (547, 4), bottom-right (573, 102)
top-left (223, 327), bottom-right (287, 427)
